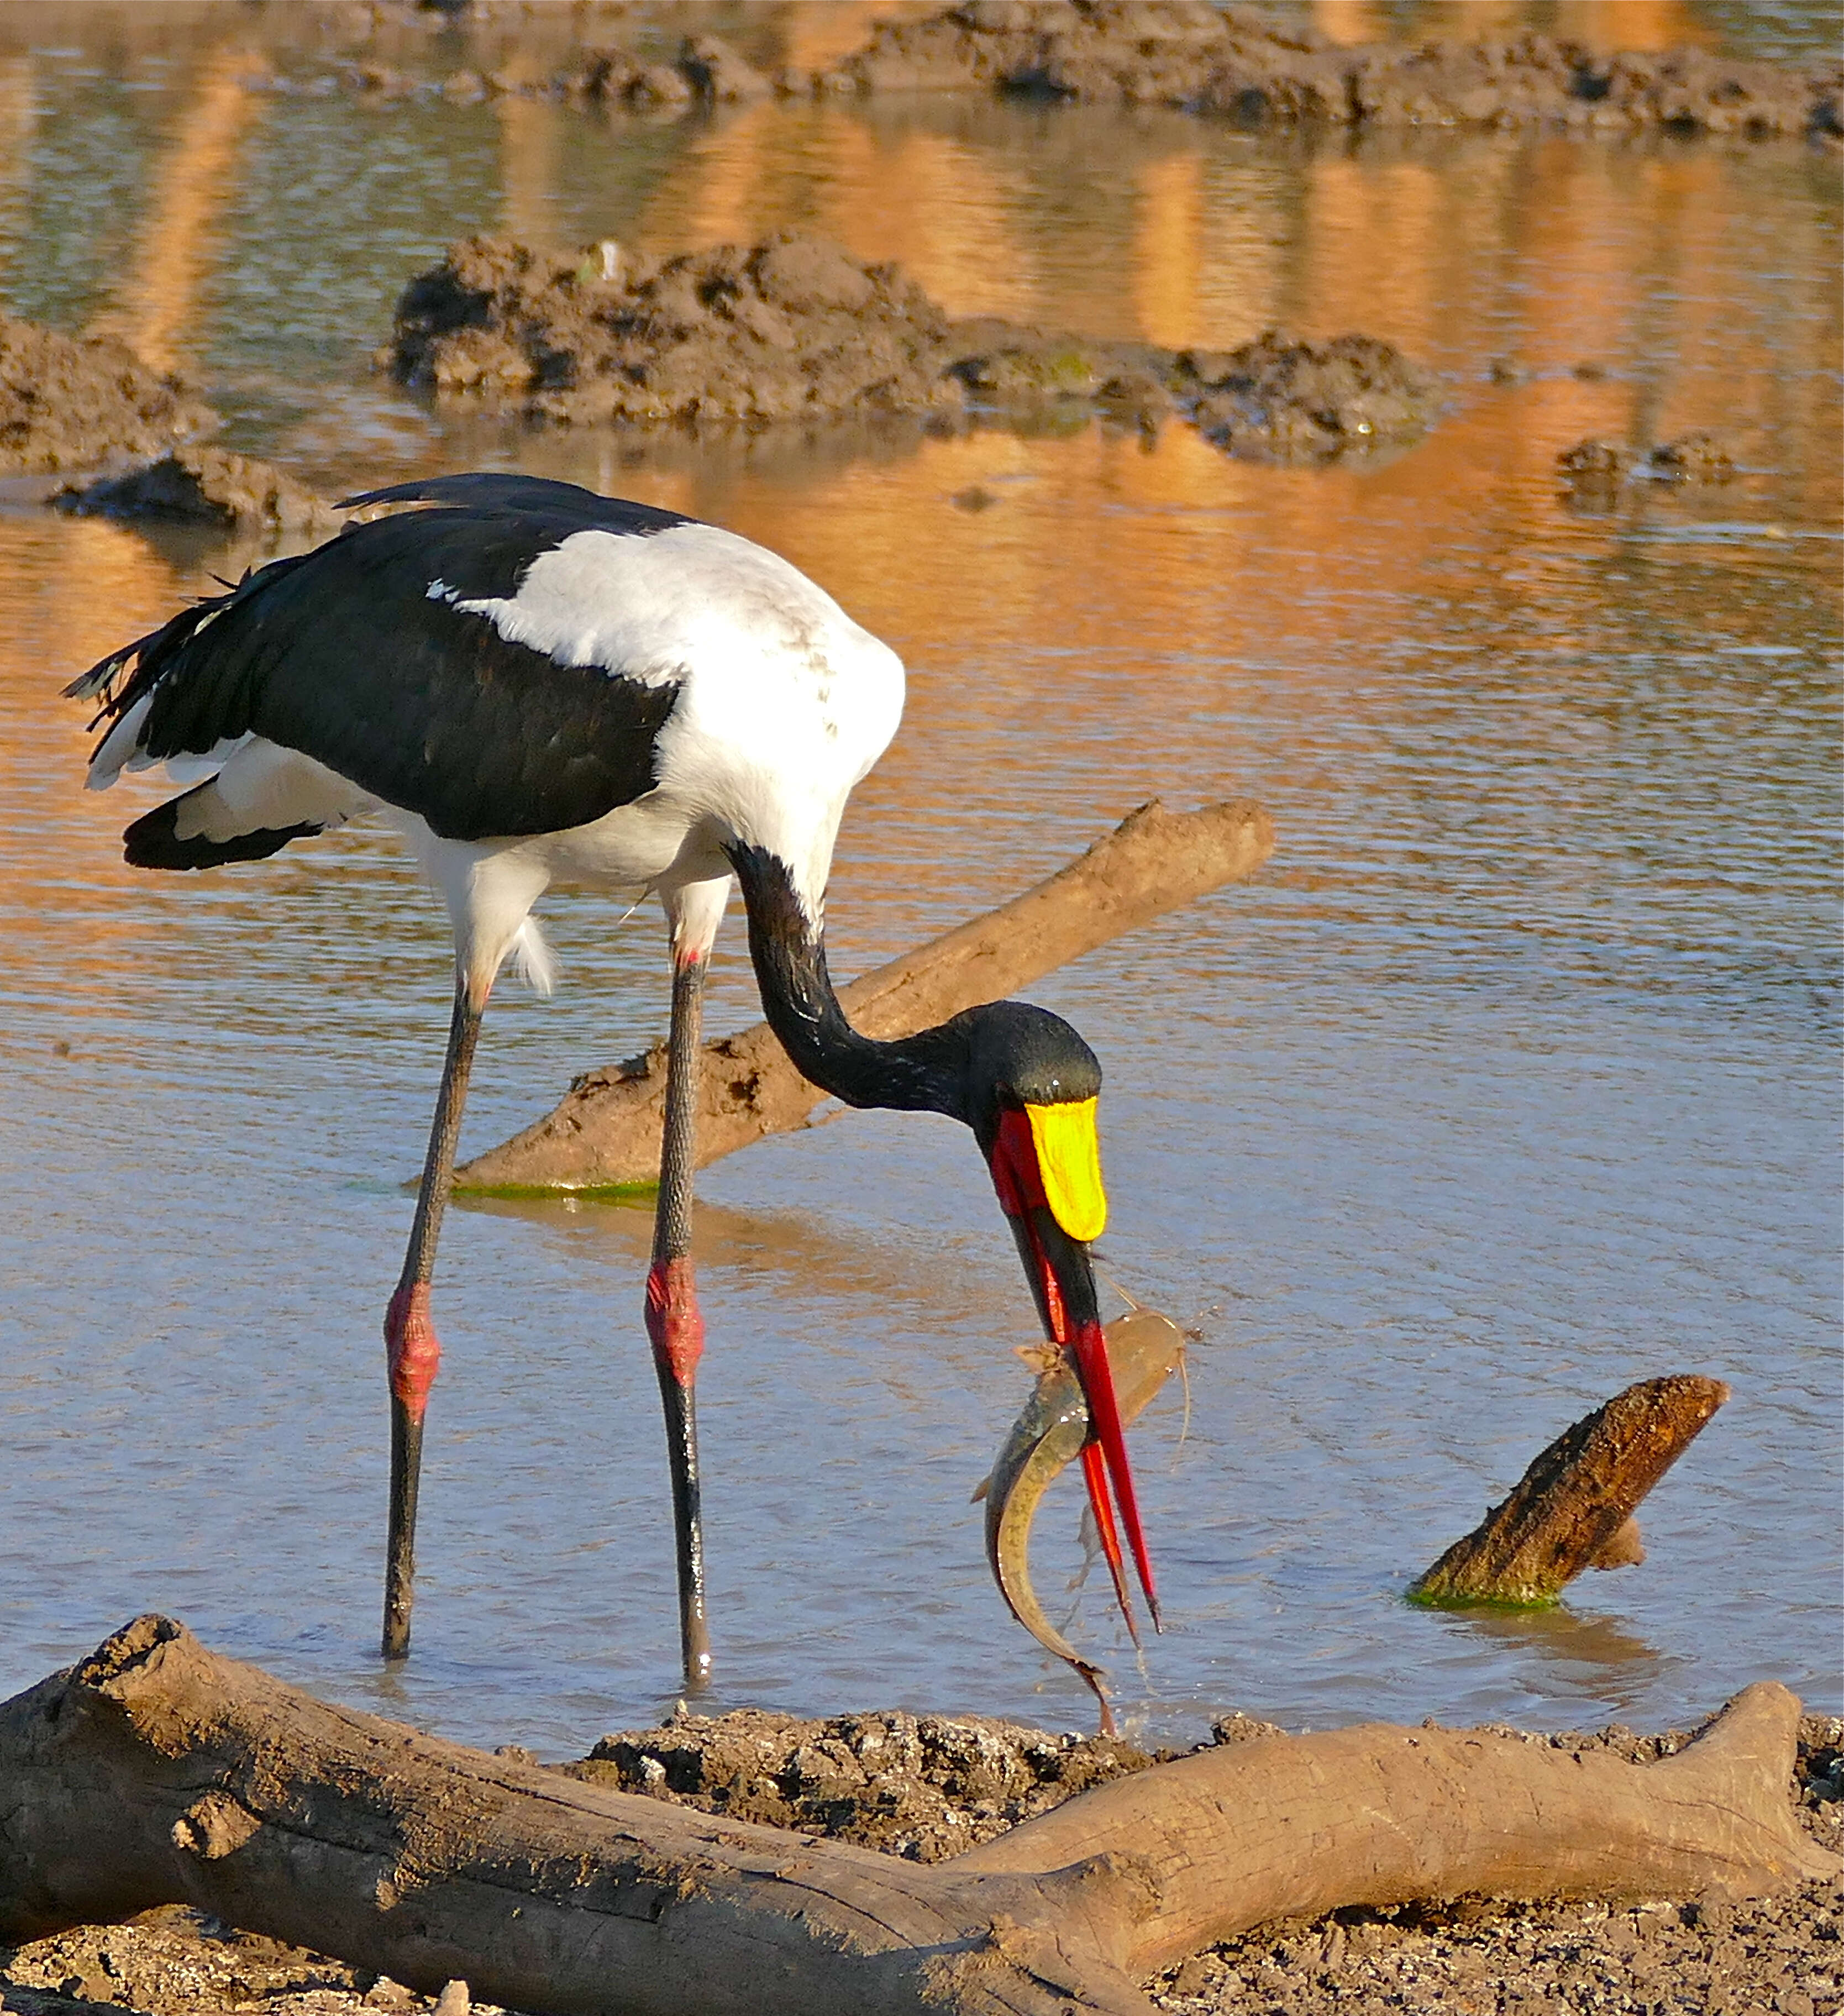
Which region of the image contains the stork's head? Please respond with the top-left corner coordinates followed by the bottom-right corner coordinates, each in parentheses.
top-left (962, 1002), bottom-right (1159, 1633)
top-left (718, 838), bottom-right (1159, 1629)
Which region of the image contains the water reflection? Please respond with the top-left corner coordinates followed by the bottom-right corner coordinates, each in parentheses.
top-left (0, 4), bottom-right (1835, 1751)
top-left (1430, 1599), bottom-right (1678, 1712)
top-left (460, 1187), bottom-right (1001, 1347)
top-left (86, 45), bottom-right (262, 372)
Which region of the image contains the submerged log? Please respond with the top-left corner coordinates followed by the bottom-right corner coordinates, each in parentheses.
top-left (454, 797), bottom-right (1274, 1194)
top-left (1410, 1374), bottom-right (1731, 1607)
top-left (2, 1617), bottom-right (1833, 2016)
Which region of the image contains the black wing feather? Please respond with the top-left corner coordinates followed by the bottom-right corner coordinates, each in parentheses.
top-left (338, 472), bottom-right (689, 536)
top-left (124, 790), bottom-right (321, 871)
top-left (70, 484), bottom-right (698, 842)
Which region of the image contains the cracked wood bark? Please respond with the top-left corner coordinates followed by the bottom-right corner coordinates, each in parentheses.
top-left (454, 796), bottom-right (1274, 1193)
top-left (1410, 1375), bottom-right (1731, 1607)
top-left (2, 1618), bottom-right (1834, 2016)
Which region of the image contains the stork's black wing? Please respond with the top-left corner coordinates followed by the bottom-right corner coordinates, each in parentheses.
top-left (70, 479), bottom-right (699, 842)
top-left (337, 472), bottom-right (690, 531)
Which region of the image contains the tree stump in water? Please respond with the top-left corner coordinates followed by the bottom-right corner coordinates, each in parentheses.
top-left (1410, 1374), bottom-right (1730, 1607)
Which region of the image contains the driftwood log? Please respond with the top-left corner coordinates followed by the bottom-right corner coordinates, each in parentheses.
top-left (3, 1618), bottom-right (1834, 2016)
top-left (1411, 1375), bottom-right (1730, 1606)
top-left (454, 797), bottom-right (1274, 1193)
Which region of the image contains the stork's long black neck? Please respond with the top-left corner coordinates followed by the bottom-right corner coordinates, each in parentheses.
top-left (728, 844), bottom-right (974, 1126)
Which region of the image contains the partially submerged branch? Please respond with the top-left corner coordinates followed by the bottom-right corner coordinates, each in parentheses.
top-left (1410, 1375), bottom-right (1730, 1607)
top-left (1, 1618), bottom-right (1832, 2016)
top-left (455, 797), bottom-right (1274, 1194)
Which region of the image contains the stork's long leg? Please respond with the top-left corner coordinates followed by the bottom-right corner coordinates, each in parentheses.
top-left (382, 977), bottom-right (486, 1660)
top-left (647, 950), bottom-right (712, 1688)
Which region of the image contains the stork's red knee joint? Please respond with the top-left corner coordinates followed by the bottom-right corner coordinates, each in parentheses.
top-left (385, 1282), bottom-right (441, 1420)
top-left (645, 1257), bottom-right (705, 1387)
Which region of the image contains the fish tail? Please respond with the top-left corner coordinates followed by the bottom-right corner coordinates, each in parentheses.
top-left (1084, 1665), bottom-right (1117, 1739)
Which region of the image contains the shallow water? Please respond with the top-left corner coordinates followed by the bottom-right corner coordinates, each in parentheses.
top-left (0, 1), bottom-right (1838, 1755)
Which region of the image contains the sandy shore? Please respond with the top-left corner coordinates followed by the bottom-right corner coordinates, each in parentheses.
top-left (5, 1705), bottom-right (1838, 2016)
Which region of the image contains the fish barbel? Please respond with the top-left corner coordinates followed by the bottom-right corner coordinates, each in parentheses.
top-left (973, 1306), bottom-right (1187, 1734)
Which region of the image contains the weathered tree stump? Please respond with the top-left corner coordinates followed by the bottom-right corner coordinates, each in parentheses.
top-left (1410, 1375), bottom-right (1730, 1607)
top-left (454, 796), bottom-right (1274, 1193)
top-left (2, 1616), bottom-right (1832, 2016)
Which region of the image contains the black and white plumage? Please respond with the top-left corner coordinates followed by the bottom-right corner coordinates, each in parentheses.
top-left (71, 472), bottom-right (1158, 1687)
top-left (77, 474), bottom-right (902, 989)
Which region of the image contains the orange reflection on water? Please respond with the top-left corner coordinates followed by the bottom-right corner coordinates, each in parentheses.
top-left (0, 54), bottom-right (33, 279)
top-left (1312, 0), bottom-right (1393, 43)
top-left (0, 14), bottom-right (1835, 977)
top-left (86, 43), bottom-right (262, 372)
top-left (774, 1), bottom-right (940, 74)
top-left (1404, 0), bottom-right (1713, 46)
top-left (1551, 0), bottom-right (1709, 50)
top-left (498, 91), bottom-right (566, 246)
top-left (1132, 155), bottom-right (1205, 353)
top-left (0, 514), bottom-right (196, 974)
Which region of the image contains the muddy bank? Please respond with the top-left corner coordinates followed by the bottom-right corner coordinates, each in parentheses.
top-left (3, 1707), bottom-right (1837, 2016)
top-left (823, 3), bottom-right (1842, 140)
top-left (52, 449), bottom-right (341, 536)
top-left (0, 315), bottom-right (216, 475)
top-left (274, 1), bottom-right (1842, 143)
top-left (387, 231), bottom-right (1438, 464)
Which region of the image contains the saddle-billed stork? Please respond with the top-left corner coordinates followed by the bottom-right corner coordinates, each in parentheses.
top-left (68, 472), bottom-right (1158, 1686)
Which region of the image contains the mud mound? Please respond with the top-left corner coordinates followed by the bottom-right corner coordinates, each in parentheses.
top-left (387, 233), bottom-right (960, 426)
top-left (820, 0), bottom-right (1331, 105)
top-left (52, 449), bottom-right (340, 534)
top-left (1558, 431), bottom-right (1737, 490)
top-left (388, 232), bottom-right (1439, 464)
top-left (807, 2), bottom-right (1839, 139)
top-left (327, 35), bottom-right (761, 112)
top-left (566, 1704), bottom-right (1158, 1862)
top-left (1179, 331), bottom-right (1438, 458)
top-left (1342, 34), bottom-right (1833, 134)
top-left (275, 4), bottom-right (1840, 140)
top-left (0, 314), bottom-right (217, 474)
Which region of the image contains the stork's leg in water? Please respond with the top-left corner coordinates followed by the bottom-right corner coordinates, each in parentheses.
top-left (382, 978), bottom-right (486, 1660)
top-left (647, 950), bottom-right (712, 1688)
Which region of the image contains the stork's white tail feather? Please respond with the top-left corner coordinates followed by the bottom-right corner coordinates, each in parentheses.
top-left (511, 917), bottom-right (556, 997)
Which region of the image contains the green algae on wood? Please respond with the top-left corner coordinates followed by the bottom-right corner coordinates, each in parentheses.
top-left (1410, 1375), bottom-right (1730, 1610)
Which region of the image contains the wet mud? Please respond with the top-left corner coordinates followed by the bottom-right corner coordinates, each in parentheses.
top-left (570, 1703), bottom-right (1158, 1862)
top-left (4, 1711), bottom-right (1834, 2016)
top-left (0, 314), bottom-right (216, 475)
top-left (828, 0), bottom-right (1840, 139)
top-left (275, 1), bottom-right (1842, 143)
top-left (1177, 330), bottom-right (1437, 459)
top-left (52, 450), bottom-right (341, 536)
top-left (388, 232), bottom-right (1439, 464)
top-left (388, 234), bottom-right (964, 426)
top-left (1558, 431), bottom-right (1738, 495)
